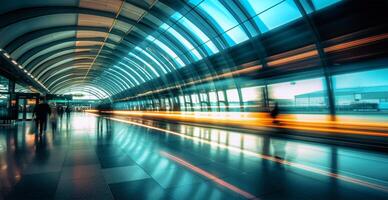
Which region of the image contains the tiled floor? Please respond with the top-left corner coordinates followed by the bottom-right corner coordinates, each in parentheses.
top-left (0, 113), bottom-right (387, 200)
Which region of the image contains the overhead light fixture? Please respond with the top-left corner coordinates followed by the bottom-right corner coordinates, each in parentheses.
top-left (11, 60), bottom-right (17, 65)
top-left (18, 65), bottom-right (23, 69)
top-left (23, 69), bottom-right (27, 73)
top-left (3, 52), bottom-right (10, 58)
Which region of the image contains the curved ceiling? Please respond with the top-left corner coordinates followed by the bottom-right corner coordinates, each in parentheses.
top-left (0, 0), bottom-right (342, 100)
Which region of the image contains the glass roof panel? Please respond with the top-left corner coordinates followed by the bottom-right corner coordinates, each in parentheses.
top-left (146, 35), bottom-right (185, 68)
top-left (172, 12), bottom-right (219, 54)
top-left (192, 0), bottom-right (249, 45)
top-left (160, 23), bottom-right (202, 61)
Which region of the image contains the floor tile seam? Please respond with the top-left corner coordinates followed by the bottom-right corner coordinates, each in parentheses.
top-left (130, 161), bottom-right (168, 191)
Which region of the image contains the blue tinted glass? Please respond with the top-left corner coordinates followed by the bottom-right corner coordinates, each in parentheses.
top-left (146, 35), bottom-right (185, 67)
top-left (172, 12), bottom-right (219, 54)
top-left (193, 0), bottom-right (249, 45)
top-left (128, 53), bottom-right (160, 77)
top-left (118, 61), bottom-right (146, 83)
top-left (135, 46), bottom-right (169, 74)
top-left (112, 65), bottom-right (140, 85)
top-left (161, 24), bottom-right (203, 61)
top-left (312, 0), bottom-right (341, 10)
top-left (122, 58), bottom-right (153, 80)
top-left (243, 0), bottom-right (301, 33)
top-left (243, 0), bottom-right (283, 15)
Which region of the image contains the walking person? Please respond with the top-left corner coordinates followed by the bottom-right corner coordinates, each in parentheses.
top-left (50, 104), bottom-right (58, 134)
top-left (32, 98), bottom-right (51, 135)
top-left (57, 105), bottom-right (64, 120)
top-left (65, 106), bottom-right (71, 119)
top-left (270, 102), bottom-right (280, 124)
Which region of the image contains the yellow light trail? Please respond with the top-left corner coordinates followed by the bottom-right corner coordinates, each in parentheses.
top-left (86, 110), bottom-right (388, 137)
top-left (89, 113), bottom-right (388, 194)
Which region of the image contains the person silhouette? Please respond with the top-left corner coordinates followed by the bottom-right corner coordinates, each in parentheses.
top-left (270, 102), bottom-right (280, 124)
top-left (32, 98), bottom-right (51, 135)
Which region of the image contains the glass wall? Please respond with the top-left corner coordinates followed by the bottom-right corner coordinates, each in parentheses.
top-left (333, 68), bottom-right (388, 113)
top-left (241, 86), bottom-right (264, 112)
top-left (0, 75), bottom-right (10, 119)
top-left (268, 77), bottom-right (328, 113)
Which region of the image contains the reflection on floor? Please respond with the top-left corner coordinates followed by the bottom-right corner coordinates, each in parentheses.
top-left (0, 113), bottom-right (387, 200)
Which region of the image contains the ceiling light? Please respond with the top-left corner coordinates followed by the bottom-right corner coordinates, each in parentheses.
top-left (11, 60), bottom-right (17, 65)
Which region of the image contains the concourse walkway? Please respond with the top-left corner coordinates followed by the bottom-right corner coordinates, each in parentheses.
top-left (1, 113), bottom-right (388, 200)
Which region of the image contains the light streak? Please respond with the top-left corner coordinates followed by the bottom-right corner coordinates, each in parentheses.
top-left (85, 110), bottom-right (388, 137)
top-left (91, 113), bottom-right (388, 193)
top-left (160, 151), bottom-right (259, 200)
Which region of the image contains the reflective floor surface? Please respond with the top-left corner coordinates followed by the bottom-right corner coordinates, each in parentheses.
top-left (0, 113), bottom-right (387, 200)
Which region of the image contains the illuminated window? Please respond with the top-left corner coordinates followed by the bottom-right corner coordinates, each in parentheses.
top-left (333, 68), bottom-right (388, 112)
top-left (172, 12), bottom-right (219, 54)
top-left (135, 47), bottom-right (168, 74)
top-left (191, 94), bottom-right (199, 103)
top-left (209, 91), bottom-right (218, 111)
top-left (312, 0), bottom-right (341, 10)
top-left (226, 89), bottom-right (240, 102)
top-left (226, 89), bottom-right (240, 111)
top-left (241, 86), bottom-right (264, 111)
top-left (217, 91), bottom-right (225, 101)
top-left (128, 53), bottom-right (160, 77)
top-left (243, 0), bottom-right (302, 33)
top-left (160, 24), bottom-right (203, 61)
top-left (209, 92), bottom-right (217, 102)
top-left (146, 35), bottom-right (185, 67)
top-left (191, 0), bottom-right (249, 45)
top-left (268, 78), bottom-right (327, 112)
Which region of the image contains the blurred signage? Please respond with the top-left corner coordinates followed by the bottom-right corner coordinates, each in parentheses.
top-left (72, 93), bottom-right (84, 97)
top-left (27, 99), bottom-right (36, 105)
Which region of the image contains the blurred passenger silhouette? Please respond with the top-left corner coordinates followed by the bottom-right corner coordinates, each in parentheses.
top-left (50, 103), bottom-right (58, 134)
top-left (57, 105), bottom-right (64, 120)
top-left (270, 102), bottom-right (280, 124)
top-left (32, 98), bottom-right (51, 135)
top-left (65, 105), bottom-right (71, 119)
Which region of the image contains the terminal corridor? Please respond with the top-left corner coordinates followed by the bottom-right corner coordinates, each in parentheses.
top-left (1, 113), bottom-right (387, 199)
top-left (1, 0), bottom-right (388, 199)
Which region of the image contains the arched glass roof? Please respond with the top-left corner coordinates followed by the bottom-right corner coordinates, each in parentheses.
top-left (0, 0), bottom-right (341, 99)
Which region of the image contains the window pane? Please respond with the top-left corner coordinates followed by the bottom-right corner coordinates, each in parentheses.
top-left (244, 0), bottom-right (302, 33)
top-left (135, 47), bottom-right (168, 74)
top-left (146, 35), bottom-right (185, 67)
top-left (333, 68), bottom-right (388, 113)
top-left (312, 0), bottom-right (341, 10)
top-left (241, 86), bottom-right (264, 112)
top-left (217, 91), bottom-right (225, 101)
top-left (268, 78), bottom-right (327, 113)
top-left (226, 89), bottom-right (240, 111)
top-left (128, 53), bottom-right (160, 77)
top-left (161, 24), bottom-right (203, 61)
top-left (172, 12), bottom-right (219, 54)
top-left (192, 0), bottom-right (249, 45)
top-left (191, 94), bottom-right (200, 111)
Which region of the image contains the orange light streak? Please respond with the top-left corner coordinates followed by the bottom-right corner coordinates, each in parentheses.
top-left (87, 111), bottom-right (388, 137)
top-left (324, 33), bottom-right (388, 53)
top-left (160, 151), bottom-right (259, 200)
top-left (92, 113), bottom-right (388, 193)
top-left (267, 50), bottom-right (318, 67)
